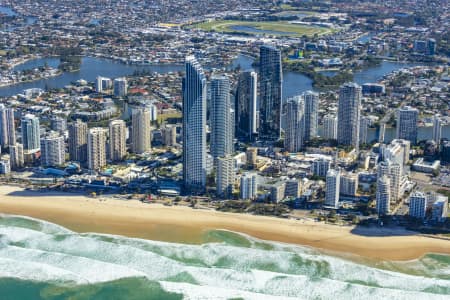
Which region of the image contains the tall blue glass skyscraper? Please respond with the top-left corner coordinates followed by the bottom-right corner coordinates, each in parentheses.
top-left (259, 45), bottom-right (282, 141)
top-left (210, 75), bottom-right (233, 161)
top-left (235, 71), bottom-right (257, 142)
top-left (182, 56), bottom-right (207, 192)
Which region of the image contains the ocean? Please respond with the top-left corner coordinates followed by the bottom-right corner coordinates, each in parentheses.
top-left (0, 214), bottom-right (449, 300)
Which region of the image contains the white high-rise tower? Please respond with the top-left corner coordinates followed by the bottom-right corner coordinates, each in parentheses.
top-left (131, 107), bottom-right (151, 154)
top-left (87, 128), bottom-right (107, 171)
top-left (109, 120), bottom-right (127, 161)
top-left (285, 96), bottom-right (305, 152)
top-left (0, 104), bottom-right (16, 150)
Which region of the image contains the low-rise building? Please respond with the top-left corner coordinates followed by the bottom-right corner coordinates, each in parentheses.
top-left (270, 182), bottom-right (286, 203)
top-left (0, 156), bottom-right (11, 174)
top-left (412, 158), bottom-right (440, 174)
top-left (285, 179), bottom-right (302, 198)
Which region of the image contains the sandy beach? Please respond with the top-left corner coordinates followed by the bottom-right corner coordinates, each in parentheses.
top-left (0, 185), bottom-right (449, 261)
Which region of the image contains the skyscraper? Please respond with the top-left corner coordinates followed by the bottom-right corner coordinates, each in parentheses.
top-left (432, 114), bottom-right (442, 145)
top-left (131, 107), bottom-right (151, 154)
top-left (9, 143), bottom-right (24, 170)
top-left (21, 114), bottom-right (40, 151)
top-left (259, 45), bottom-right (282, 141)
top-left (285, 96), bottom-right (305, 152)
top-left (303, 91), bottom-right (319, 142)
top-left (113, 77), bottom-right (128, 97)
top-left (0, 104), bottom-right (16, 150)
top-left (323, 114), bottom-right (337, 140)
top-left (377, 160), bottom-right (402, 202)
top-left (68, 119), bottom-right (88, 163)
top-left (40, 131), bottom-right (65, 167)
top-left (359, 116), bottom-right (372, 145)
top-left (376, 176), bottom-right (391, 216)
top-left (182, 56), bottom-right (207, 192)
top-left (337, 83), bottom-right (361, 149)
top-left (216, 155), bottom-right (234, 199)
top-left (235, 71), bottom-right (257, 142)
top-left (87, 127), bottom-right (107, 171)
top-left (240, 172), bottom-right (258, 200)
top-left (396, 106), bottom-right (418, 144)
top-left (325, 168), bottom-right (340, 208)
top-left (109, 119), bottom-right (127, 161)
top-left (210, 75), bottom-right (233, 160)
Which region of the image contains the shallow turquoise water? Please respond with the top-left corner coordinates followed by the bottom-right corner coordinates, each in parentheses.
top-left (0, 214), bottom-right (449, 299)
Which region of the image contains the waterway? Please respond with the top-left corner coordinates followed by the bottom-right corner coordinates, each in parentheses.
top-left (366, 125), bottom-right (450, 144)
top-left (0, 6), bottom-right (37, 32)
top-left (0, 6), bottom-right (16, 16)
top-left (1, 51), bottom-right (425, 99)
top-left (0, 57), bottom-right (184, 97)
top-left (1, 54), bottom-right (440, 140)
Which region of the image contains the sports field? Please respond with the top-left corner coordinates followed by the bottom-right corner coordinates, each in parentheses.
top-left (190, 20), bottom-right (330, 37)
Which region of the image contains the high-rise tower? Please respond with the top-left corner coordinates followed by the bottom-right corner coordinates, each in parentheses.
top-left (432, 114), bottom-right (442, 145)
top-left (210, 75), bottom-right (233, 160)
top-left (68, 119), bottom-right (88, 163)
top-left (303, 91), bottom-right (319, 142)
top-left (87, 127), bottom-right (107, 171)
top-left (0, 104), bottom-right (16, 150)
top-left (235, 71), bottom-right (257, 142)
top-left (182, 56), bottom-right (207, 192)
top-left (285, 96), bottom-right (305, 152)
top-left (376, 175), bottom-right (391, 216)
top-left (21, 114), bottom-right (40, 151)
top-left (396, 106), bottom-right (418, 144)
top-left (109, 119), bottom-right (127, 161)
top-left (337, 83), bottom-right (361, 149)
top-left (131, 107), bottom-right (151, 154)
top-left (323, 114), bottom-right (337, 140)
top-left (40, 131), bottom-right (65, 167)
top-left (259, 45), bottom-right (282, 141)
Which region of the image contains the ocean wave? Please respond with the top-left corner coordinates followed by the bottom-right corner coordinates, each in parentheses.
top-left (0, 214), bottom-right (449, 299)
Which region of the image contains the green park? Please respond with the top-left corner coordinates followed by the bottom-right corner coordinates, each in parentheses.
top-left (190, 20), bottom-right (331, 37)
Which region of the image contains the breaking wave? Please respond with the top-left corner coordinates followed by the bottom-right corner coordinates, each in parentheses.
top-left (0, 213), bottom-right (449, 299)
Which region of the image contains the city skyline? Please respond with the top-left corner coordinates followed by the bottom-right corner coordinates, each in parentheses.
top-left (0, 1), bottom-right (449, 298)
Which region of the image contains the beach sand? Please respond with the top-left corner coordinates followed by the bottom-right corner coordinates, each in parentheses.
top-left (0, 185), bottom-right (448, 261)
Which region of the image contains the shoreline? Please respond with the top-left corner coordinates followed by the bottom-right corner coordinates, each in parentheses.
top-left (0, 70), bottom-right (63, 88)
top-left (0, 185), bottom-right (449, 261)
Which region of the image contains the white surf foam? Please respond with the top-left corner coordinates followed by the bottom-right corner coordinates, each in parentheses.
top-left (0, 215), bottom-right (448, 299)
top-left (0, 245), bottom-right (147, 284)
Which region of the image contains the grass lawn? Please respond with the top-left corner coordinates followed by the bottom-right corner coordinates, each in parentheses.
top-left (190, 20), bottom-right (330, 37)
top-left (0, 50), bottom-right (7, 56)
top-left (273, 10), bottom-right (317, 17)
top-left (157, 112), bottom-right (182, 124)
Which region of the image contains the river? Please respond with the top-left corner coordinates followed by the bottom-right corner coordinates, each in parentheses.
top-left (0, 57), bottom-right (184, 97)
top-left (1, 53), bottom-right (425, 99)
top-left (0, 5), bottom-right (37, 29)
top-left (1, 54), bottom-right (441, 141)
